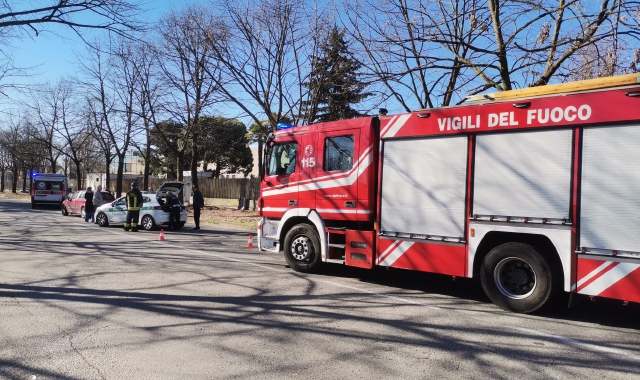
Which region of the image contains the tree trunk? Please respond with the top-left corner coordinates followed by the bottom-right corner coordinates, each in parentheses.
top-left (144, 139), bottom-right (151, 191)
top-left (116, 154), bottom-right (125, 198)
top-left (214, 160), bottom-right (220, 179)
top-left (11, 166), bottom-right (18, 193)
top-left (191, 133), bottom-right (198, 188)
top-left (76, 164), bottom-right (83, 191)
top-left (172, 152), bottom-right (183, 203)
top-left (257, 141), bottom-right (264, 178)
top-left (1, 171), bottom-right (4, 192)
top-left (22, 169), bottom-right (27, 192)
top-left (105, 156), bottom-right (112, 192)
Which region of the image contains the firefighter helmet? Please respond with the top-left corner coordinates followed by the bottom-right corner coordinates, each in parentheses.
top-left (131, 182), bottom-right (138, 189)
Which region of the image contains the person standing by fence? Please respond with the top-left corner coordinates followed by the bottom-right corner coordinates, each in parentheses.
top-left (192, 185), bottom-right (204, 230)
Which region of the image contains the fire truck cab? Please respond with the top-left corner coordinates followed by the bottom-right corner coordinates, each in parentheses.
top-left (258, 73), bottom-right (640, 313)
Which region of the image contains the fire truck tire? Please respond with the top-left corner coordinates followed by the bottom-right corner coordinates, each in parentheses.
top-left (31, 201), bottom-right (37, 209)
top-left (283, 223), bottom-right (322, 273)
top-left (481, 242), bottom-right (558, 314)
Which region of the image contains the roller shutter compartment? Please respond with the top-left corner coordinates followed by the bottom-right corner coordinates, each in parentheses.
top-left (380, 136), bottom-right (468, 239)
top-left (474, 129), bottom-right (572, 220)
top-left (580, 124), bottom-right (640, 253)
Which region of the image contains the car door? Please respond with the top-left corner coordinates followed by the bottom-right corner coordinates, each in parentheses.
top-left (109, 197), bottom-right (128, 224)
top-left (70, 191), bottom-right (82, 214)
top-left (64, 192), bottom-right (76, 213)
top-left (76, 191), bottom-right (86, 214)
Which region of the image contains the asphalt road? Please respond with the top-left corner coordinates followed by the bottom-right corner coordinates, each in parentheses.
top-left (0, 198), bottom-right (638, 380)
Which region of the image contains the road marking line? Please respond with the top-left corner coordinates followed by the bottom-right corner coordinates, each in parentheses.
top-left (511, 327), bottom-right (640, 360)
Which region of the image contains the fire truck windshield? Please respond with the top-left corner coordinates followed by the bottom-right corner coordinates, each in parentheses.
top-left (266, 142), bottom-right (298, 176)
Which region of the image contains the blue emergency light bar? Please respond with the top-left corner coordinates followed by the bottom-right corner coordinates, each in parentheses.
top-left (32, 172), bottom-right (65, 177)
top-left (276, 122), bottom-right (296, 130)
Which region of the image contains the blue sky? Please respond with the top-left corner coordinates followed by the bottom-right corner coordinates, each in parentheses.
top-left (5, 1), bottom-right (195, 98)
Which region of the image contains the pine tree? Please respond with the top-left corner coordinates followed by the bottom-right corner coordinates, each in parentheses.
top-left (304, 26), bottom-right (371, 124)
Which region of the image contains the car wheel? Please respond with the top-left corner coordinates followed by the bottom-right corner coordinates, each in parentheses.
top-left (480, 242), bottom-right (560, 314)
top-left (283, 223), bottom-right (322, 273)
top-left (80, 206), bottom-right (85, 219)
top-left (176, 222), bottom-right (185, 230)
top-left (61, 205), bottom-right (68, 216)
top-left (96, 212), bottom-right (109, 227)
top-left (141, 215), bottom-right (156, 231)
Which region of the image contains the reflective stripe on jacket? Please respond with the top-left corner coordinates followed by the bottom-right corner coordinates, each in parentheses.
top-left (126, 190), bottom-right (143, 211)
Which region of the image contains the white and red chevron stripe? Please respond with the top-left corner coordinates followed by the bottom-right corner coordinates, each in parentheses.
top-left (261, 145), bottom-right (374, 197)
top-left (376, 240), bottom-right (414, 266)
top-left (575, 256), bottom-right (640, 303)
top-left (376, 239), bottom-right (466, 276)
top-left (380, 114), bottom-right (411, 139)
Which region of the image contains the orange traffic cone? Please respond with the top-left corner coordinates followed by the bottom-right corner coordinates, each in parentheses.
top-left (246, 235), bottom-right (254, 248)
top-left (158, 229), bottom-right (165, 241)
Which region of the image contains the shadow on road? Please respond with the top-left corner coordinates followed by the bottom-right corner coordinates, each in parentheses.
top-left (314, 265), bottom-right (640, 330)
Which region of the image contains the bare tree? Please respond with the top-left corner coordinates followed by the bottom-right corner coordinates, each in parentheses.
top-left (342, 0), bottom-right (640, 109)
top-left (26, 81), bottom-right (68, 173)
top-left (87, 96), bottom-right (115, 189)
top-left (0, 134), bottom-right (10, 191)
top-left (207, 0), bottom-right (324, 177)
top-left (53, 79), bottom-right (91, 190)
top-left (0, 1), bottom-right (145, 96)
top-left (79, 38), bottom-right (140, 197)
top-left (0, 1), bottom-right (144, 38)
top-left (158, 4), bottom-right (223, 189)
top-left (1, 113), bottom-right (31, 192)
top-left (131, 41), bottom-right (164, 190)
top-left (109, 39), bottom-right (142, 195)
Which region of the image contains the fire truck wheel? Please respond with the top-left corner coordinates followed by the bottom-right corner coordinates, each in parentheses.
top-left (284, 223), bottom-right (322, 273)
top-left (481, 242), bottom-right (558, 314)
top-left (31, 201), bottom-right (37, 209)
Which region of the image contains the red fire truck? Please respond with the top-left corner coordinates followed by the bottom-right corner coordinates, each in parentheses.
top-left (257, 73), bottom-right (640, 313)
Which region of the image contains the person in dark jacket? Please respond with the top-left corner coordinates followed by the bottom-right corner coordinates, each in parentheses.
top-left (125, 182), bottom-right (144, 232)
top-left (165, 191), bottom-right (181, 230)
top-left (192, 185), bottom-right (204, 230)
top-left (84, 187), bottom-right (95, 223)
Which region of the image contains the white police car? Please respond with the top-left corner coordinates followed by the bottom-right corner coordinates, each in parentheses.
top-left (95, 193), bottom-right (188, 231)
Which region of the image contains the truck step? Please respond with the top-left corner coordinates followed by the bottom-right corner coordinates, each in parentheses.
top-left (328, 243), bottom-right (346, 249)
top-left (325, 259), bottom-right (345, 264)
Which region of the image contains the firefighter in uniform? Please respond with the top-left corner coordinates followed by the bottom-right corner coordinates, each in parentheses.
top-left (125, 182), bottom-right (144, 232)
